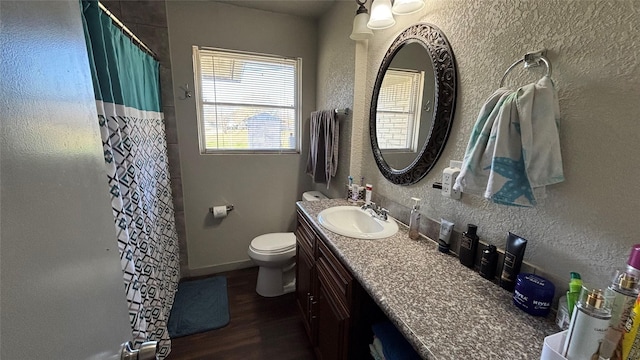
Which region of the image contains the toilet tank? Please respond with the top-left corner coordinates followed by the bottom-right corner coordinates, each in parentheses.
top-left (302, 191), bottom-right (328, 201)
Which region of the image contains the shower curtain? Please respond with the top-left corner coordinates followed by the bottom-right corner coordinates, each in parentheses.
top-left (81, 1), bottom-right (179, 358)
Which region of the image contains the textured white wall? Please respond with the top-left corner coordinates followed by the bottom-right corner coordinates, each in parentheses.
top-left (351, 0), bottom-right (640, 288)
top-left (314, 1), bottom-right (357, 199)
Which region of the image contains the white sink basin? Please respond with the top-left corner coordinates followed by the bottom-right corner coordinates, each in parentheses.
top-left (317, 206), bottom-right (398, 239)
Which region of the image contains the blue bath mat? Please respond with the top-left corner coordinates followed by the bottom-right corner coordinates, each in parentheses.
top-left (168, 276), bottom-right (230, 338)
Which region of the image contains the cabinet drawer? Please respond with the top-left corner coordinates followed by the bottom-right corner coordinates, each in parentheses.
top-left (295, 227), bottom-right (313, 259)
top-left (296, 212), bottom-right (316, 255)
top-left (317, 238), bottom-right (352, 303)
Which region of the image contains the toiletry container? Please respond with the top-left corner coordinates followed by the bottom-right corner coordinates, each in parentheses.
top-left (626, 244), bottom-right (640, 276)
top-left (479, 244), bottom-right (497, 280)
top-left (566, 272), bottom-right (582, 318)
top-left (499, 232), bottom-right (528, 291)
top-left (247, 191), bottom-right (327, 297)
top-left (605, 269), bottom-right (640, 357)
top-left (408, 198), bottom-right (421, 240)
top-left (459, 224), bottom-right (478, 268)
top-left (562, 287), bottom-right (612, 360)
top-left (513, 273), bottom-right (555, 316)
top-left (608, 269), bottom-right (640, 330)
top-left (438, 219), bottom-right (454, 253)
top-left (622, 295), bottom-right (640, 359)
top-left (555, 295), bottom-right (570, 330)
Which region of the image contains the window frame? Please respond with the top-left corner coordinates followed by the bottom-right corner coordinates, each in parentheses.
top-left (192, 46), bottom-right (302, 155)
top-left (375, 67), bottom-right (425, 153)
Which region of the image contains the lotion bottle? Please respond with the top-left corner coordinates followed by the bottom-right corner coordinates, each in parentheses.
top-left (438, 219), bottom-right (454, 253)
top-left (408, 197), bottom-right (421, 240)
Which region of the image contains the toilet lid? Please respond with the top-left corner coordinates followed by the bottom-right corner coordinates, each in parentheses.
top-left (250, 232), bottom-right (296, 254)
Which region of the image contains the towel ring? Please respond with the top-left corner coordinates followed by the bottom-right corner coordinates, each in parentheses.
top-left (500, 51), bottom-right (552, 87)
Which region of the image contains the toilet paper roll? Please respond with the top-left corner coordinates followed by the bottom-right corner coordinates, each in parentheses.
top-left (212, 206), bottom-right (227, 219)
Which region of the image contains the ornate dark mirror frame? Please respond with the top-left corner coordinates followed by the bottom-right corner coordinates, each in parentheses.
top-left (370, 23), bottom-right (457, 185)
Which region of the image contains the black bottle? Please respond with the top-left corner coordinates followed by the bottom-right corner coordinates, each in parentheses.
top-left (459, 224), bottom-right (479, 269)
top-left (479, 244), bottom-right (497, 280)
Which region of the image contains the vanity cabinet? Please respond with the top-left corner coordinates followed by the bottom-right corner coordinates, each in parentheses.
top-left (295, 210), bottom-right (368, 360)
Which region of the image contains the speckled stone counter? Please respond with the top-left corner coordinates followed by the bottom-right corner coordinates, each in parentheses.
top-left (297, 199), bottom-right (558, 360)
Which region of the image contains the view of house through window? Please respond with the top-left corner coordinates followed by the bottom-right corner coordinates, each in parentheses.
top-left (193, 47), bottom-right (301, 153)
top-left (376, 68), bottom-right (424, 152)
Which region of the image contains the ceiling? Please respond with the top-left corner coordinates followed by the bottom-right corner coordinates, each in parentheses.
top-left (215, 0), bottom-right (340, 19)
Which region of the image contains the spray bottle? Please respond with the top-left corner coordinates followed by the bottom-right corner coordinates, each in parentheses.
top-left (562, 287), bottom-right (612, 360)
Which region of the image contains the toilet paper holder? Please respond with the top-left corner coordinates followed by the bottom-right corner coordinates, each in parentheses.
top-left (209, 204), bottom-right (234, 214)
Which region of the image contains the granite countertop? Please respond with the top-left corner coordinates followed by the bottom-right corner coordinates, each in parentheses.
top-left (297, 199), bottom-right (559, 360)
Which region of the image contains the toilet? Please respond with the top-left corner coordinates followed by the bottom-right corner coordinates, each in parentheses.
top-left (248, 191), bottom-right (327, 297)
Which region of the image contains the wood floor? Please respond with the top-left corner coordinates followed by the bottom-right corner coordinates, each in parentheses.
top-left (167, 267), bottom-right (315, 360)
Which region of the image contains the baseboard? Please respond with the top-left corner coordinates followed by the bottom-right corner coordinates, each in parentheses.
top-left (188, 259), bottom-right (255, 278)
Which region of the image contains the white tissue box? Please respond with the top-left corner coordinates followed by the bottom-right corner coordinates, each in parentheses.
top-left (540, 331), bottom-right (567, 360)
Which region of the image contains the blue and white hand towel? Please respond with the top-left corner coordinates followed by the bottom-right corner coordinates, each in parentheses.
top-left (454, 76), bottom-right (563, 206)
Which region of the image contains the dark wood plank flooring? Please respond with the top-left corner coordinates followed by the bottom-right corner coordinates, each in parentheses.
top-left (168, 267), bottom-right (315, 360)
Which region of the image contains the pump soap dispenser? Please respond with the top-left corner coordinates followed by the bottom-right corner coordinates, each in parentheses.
top-left (408, 197), bottom-right (421, 240)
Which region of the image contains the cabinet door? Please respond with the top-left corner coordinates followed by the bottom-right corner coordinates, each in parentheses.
top-left (296, 242), bottom-right (315, 342)
top-left (315, 259), bottom-right (350, 360)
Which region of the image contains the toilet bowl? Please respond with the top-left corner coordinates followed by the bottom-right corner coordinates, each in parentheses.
top-left (247, 191), bottom-right (327, 297)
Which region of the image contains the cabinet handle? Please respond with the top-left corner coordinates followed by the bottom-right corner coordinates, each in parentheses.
top-left (308, 294), bottom-right (314, 319)
top-left (309, 295), bottom-right (317, 320)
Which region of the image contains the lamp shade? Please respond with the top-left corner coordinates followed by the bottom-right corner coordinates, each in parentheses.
top-left (391, 0), bottom-right (425, 15)
top-left (350, 10), bottom-right (373, 40)
top-left (367, 0), bottom-right (395, 30)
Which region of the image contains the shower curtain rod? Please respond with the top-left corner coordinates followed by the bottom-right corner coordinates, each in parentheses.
top-left (97, 2), bottom-right (159, 61)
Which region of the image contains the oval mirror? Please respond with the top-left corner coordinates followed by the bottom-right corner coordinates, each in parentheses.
top-left (370, 23), bottom-right (457, 185)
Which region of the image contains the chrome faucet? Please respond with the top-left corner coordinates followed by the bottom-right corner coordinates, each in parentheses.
top-left (361, 202), bottom-right (389, 221)
top-left (361, 202), bottom-right (376, 211)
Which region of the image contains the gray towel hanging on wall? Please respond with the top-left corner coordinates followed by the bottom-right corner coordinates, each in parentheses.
top-left (306, 109), bottom-right (339, 189)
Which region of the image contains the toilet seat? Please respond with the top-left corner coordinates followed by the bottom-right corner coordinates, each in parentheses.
top-left (249, 232), bottom-right (296, 255)
top-left (247, 191), bottom-right (326, 297)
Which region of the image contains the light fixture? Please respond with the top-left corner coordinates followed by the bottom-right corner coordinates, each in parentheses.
top-left (391, 0), bottom-right (425, 15)
top-left (351, 0), bottom-right (427, 41)
top-left (349, 0), bottom-right (373, 40)
top-left (367, 0), bottom-right (395, 30)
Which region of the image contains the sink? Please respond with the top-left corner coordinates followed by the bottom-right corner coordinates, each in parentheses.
top-left (317, 206), bottom-right (399, 239)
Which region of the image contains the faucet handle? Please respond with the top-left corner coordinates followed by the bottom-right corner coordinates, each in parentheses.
top-left (379, 208), bottom-right (389, 220)
top-left (361, 201), bottom-right (375, 210)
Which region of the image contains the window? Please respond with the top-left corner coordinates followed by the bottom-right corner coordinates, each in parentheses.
top-left (193, 47), bottom-right (301, 154)
top-left (375, 68), bottom-right (425, 152)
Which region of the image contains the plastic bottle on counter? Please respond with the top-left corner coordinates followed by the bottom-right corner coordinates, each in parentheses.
top-left (365, 184), bottom-right (373, 205)
top-left (608, 269), bottom-right (640, 330)
top-left (562, 287), bottom-right (612, 360)
top-left (626, 244), bottom-right (640, 276)
top-left (459, 224), bottom-right (479, 269)
top-left (408, 197), bottom-right (421, 240)
top-left (479, 244), bottom-right (497, 280)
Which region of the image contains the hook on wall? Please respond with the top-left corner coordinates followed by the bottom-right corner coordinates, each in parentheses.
top-left (179, 84), bottom-right (192, 100)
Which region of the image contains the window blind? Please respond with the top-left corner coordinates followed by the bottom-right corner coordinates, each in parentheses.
top-left (193, 47), bottom-right (301, 153)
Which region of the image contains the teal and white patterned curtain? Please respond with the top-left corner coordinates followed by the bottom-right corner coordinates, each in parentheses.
top-left (81, 1), bottom-right (179, 358)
